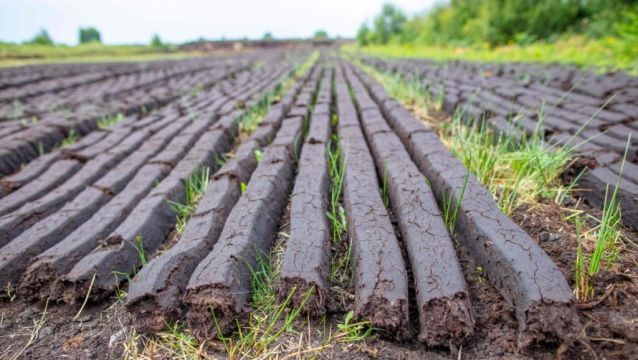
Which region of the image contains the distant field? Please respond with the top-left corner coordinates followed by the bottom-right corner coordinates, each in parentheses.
top-left (345, 36), bottom-right (638, 74)
top-left (0, 43), bottom-right (205, 67)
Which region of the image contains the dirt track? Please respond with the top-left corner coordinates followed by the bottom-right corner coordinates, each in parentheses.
top-left (1, 51), bottom-right (637, 359)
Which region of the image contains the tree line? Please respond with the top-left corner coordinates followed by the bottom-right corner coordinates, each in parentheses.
top-left (25, 27), bottom-right (167, 48)
top-left (357, 0), bottom-right (638, 46)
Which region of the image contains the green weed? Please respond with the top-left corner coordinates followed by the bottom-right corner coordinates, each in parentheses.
top-left (326, 137), bottom-right (353, 286)
top-left (112, 271), bottom-right (132, 300)
top-left (214, 153), bottom-right (227, 171)
top-left (441, 167), bottom-right (470, 232)
top-left (442, 113), bottom-right (572, 215)
top-left (212, 249), bottom-right (314, 359)
top-left (61, 129), bottom-right (79, 147)
top-left (238, 96), bottom-right (271, 133)
top-left (254, 149), bottom-right (263, 162)
top-left (381, 165), bottom-right (389, 207)
top-left (329, 241), bottom-right (353, 287)
top-left (73, 272), bottom-right (96, 321)
top-left (191, 83), bottom-right (204, 97)
top-left (335, 311), bottom-right (375, 343)
top-left (574, 136), bottom-right (630, 300)
top-left (237, 51), bottom-right (319, 135)
top-left (326, 139), bottom-right (348, 243)
top-left (12, 99), bottom-right (23, 118)
top-left (475, 265), bottom-right (485, 284)
top-left (357, 60), bottom-right (578, 215)
top-left (167, 166), bottom-right (210, 235)
top-left (5, 283), bottom-right (17, 302)
top-left (133, 235), bottom-right (147, 266)
top-left (574, 216), bottom-right (588, 299)
top-left (588, 139), bottom-right (629, 270)
top-left (97, 113), bottom-right (124, 129)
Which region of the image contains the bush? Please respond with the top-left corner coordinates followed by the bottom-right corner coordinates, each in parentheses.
top-left (79, 27), bottom-right (101, 44)
top-left (314, 30), bottom-right (329, 40)
top-left (150, 34), bottom-right (166, 48)
top-left (359, 0), bottom-right (637, 47)
top-left (27, 29), bottom-right (54, 46)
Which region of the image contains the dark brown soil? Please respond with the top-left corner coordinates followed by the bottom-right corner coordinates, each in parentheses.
top-left (2, 184), bottom-right (636, 360)
top-left (512, 201), bottom-right (638, 360)
top-left (0, 297), bottom-right (133, 360)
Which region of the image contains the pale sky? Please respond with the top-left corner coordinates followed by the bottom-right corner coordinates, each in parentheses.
top-left (0, 0), bottom-right (436, 45)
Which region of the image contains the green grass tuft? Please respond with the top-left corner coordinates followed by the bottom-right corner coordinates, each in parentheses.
top-left (575, 135), bottom-right (630, 300)
top-left (61, 129), bottom-right (79, 147)
top-left (212, 249), bottom-right (314, 359)
top-left (97, 113), bottom-right (124, 129)
top-left (167, 166), bottom-right (210, 235)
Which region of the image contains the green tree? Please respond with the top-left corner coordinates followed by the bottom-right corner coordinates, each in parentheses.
top-left (314, 30), bottom-right (329, 39)
top-left (372, 3), bottom-right (407, 44)
top-left (27, 29), bottom-right (54, 45)
top-left (361, 0), bottom-right (635, 47)
top-left (356, 23), bottom-right (371, 46)
top-left (151, 33), bottom-right (164, 48)
top-left (79, 27), bottom-right (101, 44)
top-left (263, 32), bottom-right (274, 41)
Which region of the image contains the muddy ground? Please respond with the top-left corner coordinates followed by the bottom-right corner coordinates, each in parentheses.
top-left (1, 196), bottom-right (636, 360)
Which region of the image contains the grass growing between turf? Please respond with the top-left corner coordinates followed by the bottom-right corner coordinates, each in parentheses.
top-left (97, 113), bottom-right (124, 129)
top-left (237, 51), bottom-right (319, 136)
top-left (121, 248), bottom-right (373, 360)
top-left (167, 166), bottom-right (210, 235)
top-left (168, 52), bottom-right (319, 236)
top-left (326, 118), bottom-right (352, 287)
top-left (357, 59), bottom-right (574, 214)
top-left (574, 137), bottom-right (630, 301)
top-left (122, 53), bottom-right (370, 358)
top-left (356, 61), bottom-right (634, 304)
top-left (441, 114), bottom-right (573, 215)
top-left (211, 247), bottom-right (314, 359)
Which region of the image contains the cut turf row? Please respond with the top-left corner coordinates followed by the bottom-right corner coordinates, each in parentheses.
top-left (0, 86), bottom-right (253, 240)
top-left (1, 59), bottom-right (297, 295)
top-left (277, 66), bottom-right (333, 314)
top-left (0, 129), bottom-right (109, 200)
top-left (0, 82), bottom-right (242, 247)
top-left (334, 62), bottom-right (409, 337)
top-left (124, 63), bottom-right (319, 333)
top-left (351, 61), bottom-right (581, 348)
top-left (0, 61), bottom-right (242, 176)
top-left (183, 64), bottom-right (323, 340)
top-left (361, 56), bottom-right (638, 230)
top-left (0, 52), bottom-right (299, 177)
top-left (3, 114), bottom-right (198, 291)
top-left (343, 61), bottom-right (474, 346)
top-left (44, 63), bottom-right (298, 302)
